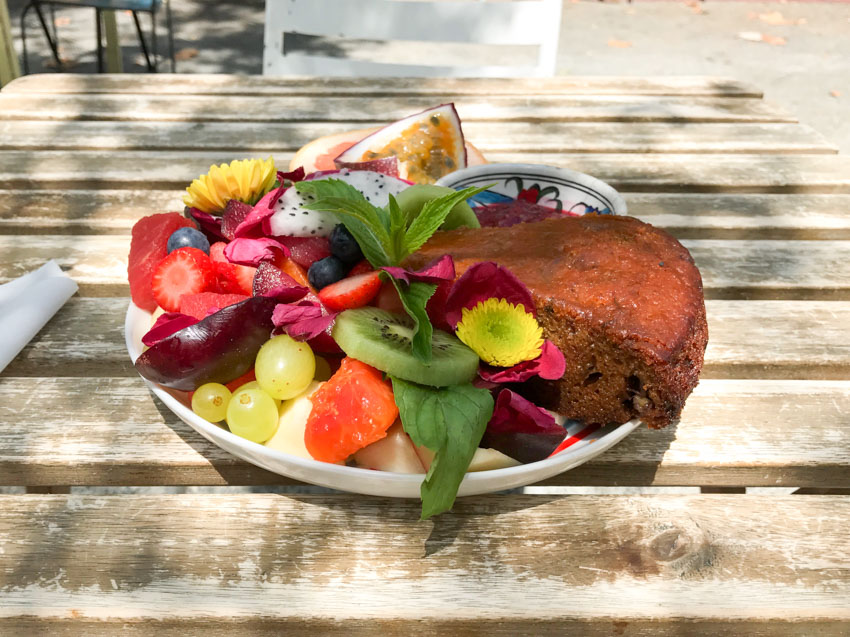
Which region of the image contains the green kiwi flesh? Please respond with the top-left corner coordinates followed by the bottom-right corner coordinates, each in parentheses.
top-left (332, 307), bottom-right (480, 387)
top-left (395, 184), bottom-right (480, 231)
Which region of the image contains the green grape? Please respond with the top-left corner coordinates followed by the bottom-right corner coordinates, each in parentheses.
top-left (191, 383), bottom-right (232, 422)
top-left (226, 387), bottom-right (279, 443)
top-left (255, 334), bottom-right (316, 400)
top-left (233, 380), bottom-right (281, 408)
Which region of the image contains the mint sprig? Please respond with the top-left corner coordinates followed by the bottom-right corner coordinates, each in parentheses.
top-left (391, 377), bottom-right (495, 519)
top-left (385, 277), bottom-right (437, 362)
top-left (296, 179), bottom-right (487, 267)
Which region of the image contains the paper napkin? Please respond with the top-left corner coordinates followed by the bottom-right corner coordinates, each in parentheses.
top-left (0, 261), bottom-right (79, 373)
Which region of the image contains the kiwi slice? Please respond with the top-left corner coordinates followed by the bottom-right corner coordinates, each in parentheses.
top-left (396, 184), bottom-right (480, 231)
top-left (332, 307), bottom-right (480, 387)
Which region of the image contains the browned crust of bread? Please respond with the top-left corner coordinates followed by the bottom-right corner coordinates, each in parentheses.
top-left (407, 215), bottom-right (708, 428)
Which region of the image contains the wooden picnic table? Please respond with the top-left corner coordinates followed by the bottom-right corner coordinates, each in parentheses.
top-left (1, 74), bottom-right (849, 634)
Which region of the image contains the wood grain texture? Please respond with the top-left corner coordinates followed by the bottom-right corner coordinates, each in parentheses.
top-left (0, 493), bottom-right (847, 634)
top-left (3, 298), bottom-right (850, 379)
top-left (2, 235), bottom-right (850, 299)
top-left (4, 190), bottom-right (850, 240)
top-left (0, 93), bottom-right (793, 123)
top-left (0, 74), bottom-right (765, 97)
top-left (0, 120), bottom-right (834, 154)
top-left (4, 151), bottom-right (850, 193)
top-left (0, 377), bottom-right (848, 488)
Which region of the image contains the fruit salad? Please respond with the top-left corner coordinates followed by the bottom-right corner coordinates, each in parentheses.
top-left (129, 106), bottom-right (573, 519)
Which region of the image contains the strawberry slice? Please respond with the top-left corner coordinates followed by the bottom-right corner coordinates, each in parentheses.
top-left (151, 247), bottom-right (216, 312)
top-left (214, 260), bottom-right (256, 295)
top-left (317, 271), bottom-right (381, 312)
top-left (179, 292), bottom-right (250, 320)
top-left (209, 241), bottom-right (228, 263)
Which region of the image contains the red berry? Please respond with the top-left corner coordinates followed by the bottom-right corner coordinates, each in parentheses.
top-left (214, 260), bottom-right (256, 295)
top-left (151, 247), bottom-right (216, 312)
top-left (347, 260), bottom-right (373, 277)
top-left (305, 358), bottom-right (398, 463)
top-left (209, 241), bottom-right (228, 263)
top-left (128, 212), bottom-right (194, 312)
top-left (179, 292), bottom-right (250, 320)
top-left (317, 271), bottom-right (382, 312)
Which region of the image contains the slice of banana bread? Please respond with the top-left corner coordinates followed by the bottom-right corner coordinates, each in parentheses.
top-left (407, 214), bottom-right (708, 428)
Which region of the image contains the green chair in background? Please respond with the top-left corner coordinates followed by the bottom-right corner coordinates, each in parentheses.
top-left (19, 0), bottom-right (175, 73)
top-left (1, 0), bottom-right (21, 86)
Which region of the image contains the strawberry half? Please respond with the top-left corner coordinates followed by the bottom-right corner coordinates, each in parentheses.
top-left (214, 260), bottom-right (256, 295)
top-left (317, 271), bottom-right (382, 312)
top-left (151, 247), bottom-right (216, 312)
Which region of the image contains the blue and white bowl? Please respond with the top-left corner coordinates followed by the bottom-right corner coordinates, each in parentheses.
top-left (437, 162), bottom-right (627, 217)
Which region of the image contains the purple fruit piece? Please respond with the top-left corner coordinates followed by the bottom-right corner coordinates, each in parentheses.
top-left (479, 389), bottom-right (566, 464)
top-left (221, 199), bottom-right (254, 241)
top-left (252, 261), bottom-right (303, 297)
top-left (134, 296), bottom-right (278, 391)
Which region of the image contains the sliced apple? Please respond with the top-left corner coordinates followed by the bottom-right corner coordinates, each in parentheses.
top-left (414, 444), bottom-right (520, 473)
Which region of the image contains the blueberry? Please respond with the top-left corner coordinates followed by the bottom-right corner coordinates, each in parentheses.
top-left (308, 256), bottom-right (348, 290)
top-left (167, 227), bottom-right (210, 255)
top-left (329, 224), bottom-right (363, 264)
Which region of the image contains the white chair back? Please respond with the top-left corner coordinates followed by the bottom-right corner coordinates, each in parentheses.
top-left (263, 0), bottom-right (562, 77)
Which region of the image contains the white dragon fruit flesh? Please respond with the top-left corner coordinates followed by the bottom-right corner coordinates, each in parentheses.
top-left (267, 169), bottom-right (410, 238)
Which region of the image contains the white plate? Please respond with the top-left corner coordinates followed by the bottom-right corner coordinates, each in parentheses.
top-left (126, 302), bottom-right (640, 498)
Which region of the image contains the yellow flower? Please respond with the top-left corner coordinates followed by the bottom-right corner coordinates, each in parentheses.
top-left (183, 157), bottom-right (276, 214)
top-left (455, 298), bottom-right (543, 367)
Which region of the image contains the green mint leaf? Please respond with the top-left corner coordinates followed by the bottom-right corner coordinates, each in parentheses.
top-left (386, 194), bottom-right (408, 264)
top-left (386, 276), bottom-right (436, 363)
top-left (391, 378), bottom-right (494, 520)
top-left (296, 179), bottom-right (392, 267)
top-left (402, 185), bottom-right (490, 258)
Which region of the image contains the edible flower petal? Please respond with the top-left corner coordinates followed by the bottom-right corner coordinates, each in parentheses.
top-left (233, 168), bottom-right (307, 239)
top-left (183, 158), bottom-right (276, 214)
top-left (223, 237), bottom-right (289, 267)
top-left (272, 300), bottom-right (338, 341)
top-left (444, 261), bottom-right (536, 329)
top-left (455, 298), bottom-right (543, 367)
top-left (480, 389), bottom-right (567, 463)
top-left (381, 254), bottom-right (455, 285)
top-left (141, 312), bottom-right (198, 347)
top-left (486, 389), bottom-right (564, 436)
top-left (186, 207), bottom-right (227, 243)
top-left (478, 340), bottom-right (566, 383)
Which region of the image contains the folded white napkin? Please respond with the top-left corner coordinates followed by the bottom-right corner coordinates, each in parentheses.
top-left (0, 260), bottom-right (79, 373)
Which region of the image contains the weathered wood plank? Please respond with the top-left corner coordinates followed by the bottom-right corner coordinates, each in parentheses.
top-left (0, 93), bottom-right (793, 123)
top-left (2, 236), bottom-right (849, 299)
top-left (0, 120), bottom-right (834, 154)
top-left (0, 493), bottom-right (847, 635)
top-left (1, 378), bottom-right (848, 488)
top-left (0, 73), bottom-right (765, 97)
top-left (4, 298), bottom-right (850, 381)
top-left (4, 152), bottom-right (849, 193)
top-left (4, 190), bottom-right (850, 240)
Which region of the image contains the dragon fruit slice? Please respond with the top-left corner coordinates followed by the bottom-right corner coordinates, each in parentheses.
top-left (267, 169), bottom-right (409, 238)
top-left (334, 103), bottom-right (467, 184)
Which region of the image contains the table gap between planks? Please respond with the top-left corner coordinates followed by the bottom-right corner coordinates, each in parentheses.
top-left (0, 75), bottom-right (848, 634)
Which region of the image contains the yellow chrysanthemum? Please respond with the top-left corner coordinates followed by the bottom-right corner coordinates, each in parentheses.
top-left (455, 298), bottom-right (543, 367)
top-left (183, 157), bottom-right (276, 214)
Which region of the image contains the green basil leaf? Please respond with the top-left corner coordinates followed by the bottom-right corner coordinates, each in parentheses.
top-left (391, 378), bottom-right (494, 520)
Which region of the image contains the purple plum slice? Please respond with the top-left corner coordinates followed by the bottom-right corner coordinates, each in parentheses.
top-left (135, 296), bottom-right (278, 391)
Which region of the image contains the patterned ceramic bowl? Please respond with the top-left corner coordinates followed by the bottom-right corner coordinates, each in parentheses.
top-left (436, 162), bottom-right (627, 217)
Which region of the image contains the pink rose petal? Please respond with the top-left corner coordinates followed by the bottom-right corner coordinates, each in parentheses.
top-left (487, 389), bottom-right (563, 436)
top-left (478, 340), bottom-right (566, 383)
top-left (444, 261), bottom-right (537, 329)
top-left (382, 254), bottom-right (456, 285)
top-left (272, 300), bottom-right (338, 341)
top-left (223, 237), bottom-right (289, 267)
top-left (141, 312), bottom-right (198, 347)
top-left (186, 207), bottom-right (227, 243)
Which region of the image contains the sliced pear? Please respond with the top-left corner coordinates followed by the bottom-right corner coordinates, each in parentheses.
top-left (354, 422), bottom-right (425, 474)
top-left (263, 381), bottom-right (323, 459)
top-left (414, 444), bottom-right (520, 473)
